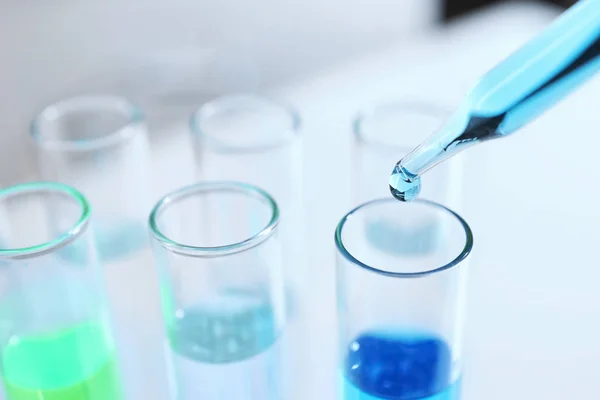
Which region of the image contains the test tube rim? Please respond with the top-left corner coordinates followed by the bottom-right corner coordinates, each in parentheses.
top-left (149, 181), bottom-right (280, 257)
top-left (189, 93), bottom-right (301, 154)
top-left (30, 94), bottom-right (145, 152)
top-left (353, 100), bottom-right (452, 151)
top-left (335, 198), bottom-right (473, 278)
top-left (0, 181), bottom-right (91, 260)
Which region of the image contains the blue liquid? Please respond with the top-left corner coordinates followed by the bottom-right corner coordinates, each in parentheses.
top-left (166, 290), bottom-right (281, 399)
top-left (342, 332), bottom-right (459, 400)
top-left (391, 0), bottom-right (600, 201)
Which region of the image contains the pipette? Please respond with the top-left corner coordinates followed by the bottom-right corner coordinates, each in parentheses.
top-left (390, 0), bottom-right (600, 201)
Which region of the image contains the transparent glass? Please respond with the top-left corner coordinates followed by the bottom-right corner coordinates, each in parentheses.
top-left (149, 182), bottom-right (285, 400)
top-left (190, 94), bottom-right (304, 398)
top-left (0, 182), bottom-right (123, 400)
top-left (353, 101), bottom-right (462, 209)
top-left (30, 95), bottom-right (166, 399)
top-left (335, 199), bottom-right (473, 400)
top-left (30, 95), bottom-right (152, 258)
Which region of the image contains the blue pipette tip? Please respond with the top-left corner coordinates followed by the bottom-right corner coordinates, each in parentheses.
top-left (389, 165), bottom-right (421, 202)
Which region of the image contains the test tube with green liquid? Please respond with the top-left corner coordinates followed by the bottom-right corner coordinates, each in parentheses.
top-left (0, 182), bottom-right (123, 400)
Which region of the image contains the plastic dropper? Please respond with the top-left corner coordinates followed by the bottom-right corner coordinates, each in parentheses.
top-left (390, 0), bottom-right (600, 201)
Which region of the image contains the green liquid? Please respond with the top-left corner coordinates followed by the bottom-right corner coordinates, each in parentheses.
top-left (0, 321), bottom-right (123, 400)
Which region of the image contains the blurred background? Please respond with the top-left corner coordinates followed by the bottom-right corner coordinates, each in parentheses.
top-left (0, 0), bottom-right (573, 185)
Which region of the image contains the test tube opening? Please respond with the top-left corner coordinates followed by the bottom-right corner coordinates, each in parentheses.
top-left (190, 93), bottom-right (301, 153)
top-left (335, 198), bottom-right (472, 277)
top-left (0, 182), bottom-right (90, 259)
top-left (149, 181), bottom-right (280, 257)
top-left (30, 95), bottom-right (144, 151)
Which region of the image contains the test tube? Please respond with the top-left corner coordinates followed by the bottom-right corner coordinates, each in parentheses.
top-left (335, 198), bottom-right (473, 400)
top-left (190, 94), bottom-right (304, 398)
top-left (30, 95), bottom-right (166, 399)
top-left (353, 101), bottom-right (462, 209)
top-left (0, 182), bottom-right (123, 399)
top-left (189, 94), bottom-right (303, 307)
top-left (149, 182), bottom-right (285, 400)
top-left (30, 95), bottom-right (152, 257)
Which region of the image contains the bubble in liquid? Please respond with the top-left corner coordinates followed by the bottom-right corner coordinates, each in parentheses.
top-left (389, 165), bottom-right (421, 202)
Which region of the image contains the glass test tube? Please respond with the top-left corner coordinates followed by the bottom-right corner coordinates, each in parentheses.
top-left (149, 182), bottom-right (285, 400)
top-left (353, 101), bottom-right (462, 209)
top-left (0, 182), bottom-right (123, 400)
top-left (335, 198), bottom-right (473, 400)
top-left (30, 95), bottom-right (152, 256)
top-left (190, 94), bottom-right (304, 398)
top-left (189, 94), bottom-right (303, 309)
top-left (30, 96), bottom-right (166, 399)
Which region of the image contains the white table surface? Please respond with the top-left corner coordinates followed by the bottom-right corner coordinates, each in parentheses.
top-left (146, 2), bottom-right (600, 399)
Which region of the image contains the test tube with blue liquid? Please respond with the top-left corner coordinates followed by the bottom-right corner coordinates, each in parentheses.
top-left (30, 95), bottom-right (166, 399)
top-left (0, 182), bottom-right (123, 400)
top-left (149, 182), bottom-right (285, 399)
top-left (335, 198), bottom-right (472, 400)
top-left (190, 94), bottom-right (305, 398)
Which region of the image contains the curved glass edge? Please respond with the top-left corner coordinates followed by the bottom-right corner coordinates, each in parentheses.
top-left (148, 181), bottom-right (280, 257)
top-left (189, 93), bottom-right (302, 153)
top-left (30, 95), bottom-right (145, 152)
top-left (0, 182), bottom-right (91, 260)
top-left (334, 198), bottom-right (473, 278)
top-left (352, 100), bottom-right (453, 150)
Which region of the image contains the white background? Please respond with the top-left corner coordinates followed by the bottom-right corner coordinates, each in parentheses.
top-left (0, 0), bottom-right (436, 184)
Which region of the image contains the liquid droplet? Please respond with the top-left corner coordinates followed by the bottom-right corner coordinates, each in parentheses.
top-left (389, 165), bottom-right (421, 201)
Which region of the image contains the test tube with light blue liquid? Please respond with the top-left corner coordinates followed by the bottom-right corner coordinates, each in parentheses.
top-left (30, 96), bottom-right (166, 399)
top-left (149, 182), bottom-right (285, 400)
top-left (335, 199), bottom-right (472, 400)
top-left (190, 94), bottom-right (305, 399)
top-left (0, 182), bottom-right (123, 400)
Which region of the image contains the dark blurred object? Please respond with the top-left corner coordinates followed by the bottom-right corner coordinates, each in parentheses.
top-left (443, 0), bottom-right (576, 20)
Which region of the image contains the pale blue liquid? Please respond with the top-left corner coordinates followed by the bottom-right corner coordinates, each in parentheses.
top-left (166, 290), bottom-right (281, 400)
